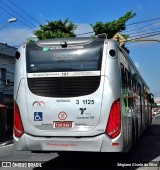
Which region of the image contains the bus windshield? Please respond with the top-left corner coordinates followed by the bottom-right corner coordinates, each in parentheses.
top-left (26, 40), bottom-right (104, 73)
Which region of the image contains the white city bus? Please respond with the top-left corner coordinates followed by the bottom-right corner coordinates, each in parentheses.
top-left (14, 36), bottom-right (152, 152)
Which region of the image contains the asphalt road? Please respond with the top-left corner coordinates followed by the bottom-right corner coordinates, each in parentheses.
top-left (0, 115), bottom-right (160, 170)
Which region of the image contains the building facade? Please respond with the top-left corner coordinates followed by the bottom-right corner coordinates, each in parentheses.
top-left (0, 43), bottom-right (17, 141)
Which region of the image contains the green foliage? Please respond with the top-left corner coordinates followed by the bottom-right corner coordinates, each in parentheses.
top-left (152, 103), bottom-right (157, 108)
top-left (91, 11), bottom-right (136, 38)
top-left (34, 18), bottom-right (77, 40)
top-left (29, 40), bottom-right (36, 43)
top-left (34, 11), bottom-right (136, 53)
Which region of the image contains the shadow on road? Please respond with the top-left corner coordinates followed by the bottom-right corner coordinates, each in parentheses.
top-left (34, 152), bottom-right (133, 170)
top-left (34, 117), bottom-right (160, 170)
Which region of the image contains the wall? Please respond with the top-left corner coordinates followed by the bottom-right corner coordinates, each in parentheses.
top-left (0, 43), bottom-right (17, 141)
top-left (0, 43), bottom-right (17, 106)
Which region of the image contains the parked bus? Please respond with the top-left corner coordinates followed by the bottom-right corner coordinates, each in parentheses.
top-left (14, 36), bottom-right (153, 152)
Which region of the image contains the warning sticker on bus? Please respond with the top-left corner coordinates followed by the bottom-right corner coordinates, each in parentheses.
top-left (53, 121), bottom-right (73, 128)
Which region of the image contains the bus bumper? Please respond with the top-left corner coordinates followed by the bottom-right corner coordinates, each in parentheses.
top-left (13, 133), bottom-right (123, 152)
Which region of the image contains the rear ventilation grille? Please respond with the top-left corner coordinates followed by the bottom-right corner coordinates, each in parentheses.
top-left (27, 76), bottom-right (100, 97)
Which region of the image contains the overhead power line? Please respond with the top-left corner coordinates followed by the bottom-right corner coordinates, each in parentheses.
top-left (129, 27), bottom-right (160, 36)
top-left (129, 30), bottom-right (160, 39)
top-left (129, 32), bottom-right (160, 40)
top-left (123, 21), bottom-right (160, 34)
top-left (0, 0), bottom-right (36, 30)
top-left (8, 0), bottom-right (41, 25)
top-left (76, 25), bottom-right (160, 42)
top-left (126, 17), bottom-right (160, 26)
top-left (0, 6), bottom-right (34, 30)
top-left (76, 16), bottom-right (160, 36)
top-left (129, 39), bottom-right (160, 42)
top-left (127, 38), bottom-right (160, 48)
top-left (127, 42), bottom-right (151, 48)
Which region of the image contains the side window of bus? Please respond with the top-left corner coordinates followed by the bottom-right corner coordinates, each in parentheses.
top-left (120, 63), bottom-right (125, 90)
top-left (135, 80), bottom-right (138, 94)
top-left (125, 68), bottom-right (129, 90)
top-left (130, 75), bottom-right (134, 92)
top-left (132, 77), bottom-right (135, 92)
top-left (128, 71), bottom-right (131, 90)
top-left (137, 82), bottom-right (141, 96)
top-left (143, 88), bottom-right (149, 115)
top-left (132, 76), bottom-right (138, 95)
top-left (121, 65), bottom-right (132, 91)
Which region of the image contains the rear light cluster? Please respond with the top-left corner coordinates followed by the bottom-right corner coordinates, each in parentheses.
top-left (14, 101), bottom-right (24, 138)
top-left (105, 98), bottom-right (121, 139)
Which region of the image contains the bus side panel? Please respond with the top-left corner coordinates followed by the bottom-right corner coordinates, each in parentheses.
top-left (14, 46), bottom-right (26, 100)
top-left (101, 134), bottom-right (123, 152)
top-left (100, 41), bottom-right (125, 152)
top-left (14, 134), bottom-right (28, 151)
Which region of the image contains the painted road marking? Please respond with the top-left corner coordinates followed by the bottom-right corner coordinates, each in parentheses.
top-left (0, 144), bottom-right (13, 149)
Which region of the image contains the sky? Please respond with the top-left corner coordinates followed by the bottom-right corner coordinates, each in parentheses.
top-left (0, 0), bottom-right (160, 97)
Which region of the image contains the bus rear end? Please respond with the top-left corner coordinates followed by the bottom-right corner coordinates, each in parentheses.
top-left (14, 37), bottom-right (123, 152)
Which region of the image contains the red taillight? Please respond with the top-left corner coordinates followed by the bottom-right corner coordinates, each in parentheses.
top-left (105, 98), bottom-right (121, 139)
top-left (14, 101), bottom-right (24, 138)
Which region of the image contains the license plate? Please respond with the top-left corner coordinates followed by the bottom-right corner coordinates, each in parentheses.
top-left (53, 121), bottom-right (73, 128)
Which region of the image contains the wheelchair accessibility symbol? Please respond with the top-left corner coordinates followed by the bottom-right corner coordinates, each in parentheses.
top-left (34, 112), bottom-right (43, 121)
